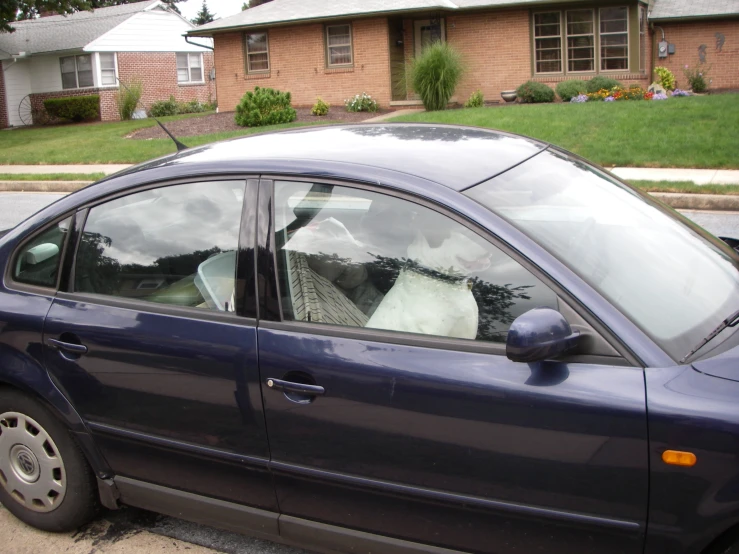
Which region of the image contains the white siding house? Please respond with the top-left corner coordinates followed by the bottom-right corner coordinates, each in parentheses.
top-left (0, 0), bottom-right (214, 127)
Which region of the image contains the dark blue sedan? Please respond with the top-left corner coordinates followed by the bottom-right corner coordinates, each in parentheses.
top-left (1, 125), bottom-right (738, 554)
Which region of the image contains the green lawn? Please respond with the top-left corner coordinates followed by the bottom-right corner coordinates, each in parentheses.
top-left (0, 113), bottom-right (323, 165)
top-left (390, 95), bottom-right (739, 169)
top-left (0, 173), bottom-right (105, 181)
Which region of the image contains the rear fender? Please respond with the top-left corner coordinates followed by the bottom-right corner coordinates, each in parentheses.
top-left (0, 343), bottom-right (113, 479)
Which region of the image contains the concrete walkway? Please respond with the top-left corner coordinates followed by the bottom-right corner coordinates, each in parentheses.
top-left (611, 167), bottom-right (739, 185)
top-left (363, 108), bottom-right (424, 122)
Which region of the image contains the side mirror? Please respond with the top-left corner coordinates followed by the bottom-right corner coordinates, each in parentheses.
top-left (506, 307), bottom-right (580, 363)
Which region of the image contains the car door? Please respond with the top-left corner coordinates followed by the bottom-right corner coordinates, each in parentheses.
top-left (256, 178), bottom-right (649, 553)
top-left (42, 178), bottom-right (276, 513)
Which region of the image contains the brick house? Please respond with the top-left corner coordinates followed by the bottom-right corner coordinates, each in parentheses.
top-left (0, 0), bottom-right (215, 128)
top-left (188, 0), bottom-right (738, 112)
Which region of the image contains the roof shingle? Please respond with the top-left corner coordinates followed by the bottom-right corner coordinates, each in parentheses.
top-left (0, 0), bottom-right (159, 57)
top-left (650, 0), bottom-right (739, 20)
top-left (191, 0), bottom-right (555, 35)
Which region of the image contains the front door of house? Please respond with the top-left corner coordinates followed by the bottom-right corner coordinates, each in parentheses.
top-left (414, 18), bottom-right (446, 54)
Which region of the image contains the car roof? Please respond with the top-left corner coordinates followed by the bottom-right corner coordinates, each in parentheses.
top-left (123, 124), bottom-right (547, 192)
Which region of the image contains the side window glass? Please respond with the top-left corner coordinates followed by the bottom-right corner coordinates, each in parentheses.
top-left (13, 217), bottom-right (72, 288)
top-left (74, 181), bottom-right (245, 312)
top-left (274, 181), bottom-right (558, 342)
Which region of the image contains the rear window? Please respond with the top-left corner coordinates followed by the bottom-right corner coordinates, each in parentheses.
top-left (466, 149), bottom-right (739, 361)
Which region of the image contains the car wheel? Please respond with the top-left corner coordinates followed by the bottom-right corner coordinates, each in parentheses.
top-left (0, 389), bottom-right (99, 531)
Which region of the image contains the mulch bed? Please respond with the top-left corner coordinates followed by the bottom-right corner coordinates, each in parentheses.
top-left (128, 108), bottom-right (393, 140)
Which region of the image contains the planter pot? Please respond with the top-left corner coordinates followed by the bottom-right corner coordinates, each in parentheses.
top-left (501, 90), bottom-right (517, 103)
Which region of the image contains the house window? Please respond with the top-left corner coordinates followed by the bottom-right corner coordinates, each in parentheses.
top-left (245, 32), bottom-right (269, 73)
top-left (600, 7), bottom-right (629, 71)
top-left (534, 12), bottom-right (562, 73)
top-left (99, 53), bottom-right (117, 86)
top-left (60, 55), bottom-right (94, 89)
top-left (326, 24), bottom-right (353, 66)
top-left (566, 10), bottom-right (595, 72)
top-left (177, 53), bottom-right (203, 83)
top-left (532, 6), bottom-right (629, 75)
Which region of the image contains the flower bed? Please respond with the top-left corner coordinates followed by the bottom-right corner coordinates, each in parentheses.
top-left (570, 85), bottom-right (691, 103)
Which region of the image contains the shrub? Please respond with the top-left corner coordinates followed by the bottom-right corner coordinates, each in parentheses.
top-left (178, 99), bottom-right (208, 114)
top-left (555, 80), bottom-right (586, 101)
top-left (149, 96), bottom-right (179, 117)
top-left (409, 42), bottom-right (464, 111)
top-left (150, 97), bottom-right (213, 117)
top-left (515, 81), bottom-right (554, 103)
top-left (311, 97), bottom-right (330, 116)
top-left (43, 95), bottom-right (100, 122)
top-left (654, 66), bottom-right (676, 91)
top-left (683, 64), bottom-right (710, 93)
top-left (585, 76), bottom-right (623, 93)
top-left (234, 86), bottom-right (296, 127)
top-left (345, 93), bottom-right (378, 113)
top-left (116, 80), bottom-right (143, 120)
top-left (464, 90), bottom-right (484, 108)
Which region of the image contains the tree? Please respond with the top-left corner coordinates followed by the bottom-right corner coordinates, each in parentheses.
top-left (1, 0), bottom-right (185, 33)
top-left (2, 0), bottom-right (89, 32)
top-left (191, 0), bottom-right (215, 25)
top-left (242, 0), bottom-right (272, 9)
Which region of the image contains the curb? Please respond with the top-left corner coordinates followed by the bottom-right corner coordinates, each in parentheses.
top-left (0, 181), bottom-right (92, 192)
top-left (650, 192), bottom-right (739, 211)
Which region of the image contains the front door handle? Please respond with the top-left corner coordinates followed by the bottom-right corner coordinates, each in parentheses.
top-left (47, 338), bottom-right (88, 355)
top-left (265, 378), bottom-right (325, 396)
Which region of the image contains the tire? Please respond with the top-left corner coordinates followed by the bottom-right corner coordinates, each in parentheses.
top-left (0, 389), bottom-right (99, 531)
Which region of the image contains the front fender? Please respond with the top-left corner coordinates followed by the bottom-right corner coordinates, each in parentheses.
top-left (645, 365), bottom-right (739, 554)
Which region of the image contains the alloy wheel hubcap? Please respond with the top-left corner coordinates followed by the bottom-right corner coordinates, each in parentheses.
top-left (0, 412), bottom-right (66, 512)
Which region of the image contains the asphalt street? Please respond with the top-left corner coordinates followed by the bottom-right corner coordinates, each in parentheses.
top-left (2, 192), bottom-right (739, 553)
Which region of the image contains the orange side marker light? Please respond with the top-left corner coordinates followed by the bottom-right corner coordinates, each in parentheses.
top-left (662, 450), bottom-right (697, 467)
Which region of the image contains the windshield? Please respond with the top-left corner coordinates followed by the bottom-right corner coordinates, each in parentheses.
top-left (466, 149), bottom-right (739, 361)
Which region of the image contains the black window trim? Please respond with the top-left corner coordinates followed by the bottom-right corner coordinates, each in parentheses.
top-left (258, 174), bottom-right (639, 366)
top-left (4, 211), bottom-right (76, 296)
top-left (59, 174), bottom-right (260, 324)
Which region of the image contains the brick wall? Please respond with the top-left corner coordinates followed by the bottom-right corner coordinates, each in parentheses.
top-left (655, 20), bottom-right (739, 91)
top-left (116, 51), bottom-right (216, 110)
top-left (0, 63), bottom-right (7, 128)
top-left (445, 10), bottom-right (533, 103)
top-left (213, 18), bottom-right (390, 111)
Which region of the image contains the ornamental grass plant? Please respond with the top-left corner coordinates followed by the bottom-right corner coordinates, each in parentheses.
top-left (409, 42), bottom-right (464, 111)
top-left (116, 79), bottom-right (143, 121)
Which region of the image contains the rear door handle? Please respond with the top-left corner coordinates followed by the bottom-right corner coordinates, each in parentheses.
top-left (265, 378), bottom-right (325, 396)
top-left (47, 338), bottom-right (88, 355)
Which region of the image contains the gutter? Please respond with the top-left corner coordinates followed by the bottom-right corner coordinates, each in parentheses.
top-left (184, 35), bottom-right (213, 50)
top-left (649, 13), bottom-right (739, 23)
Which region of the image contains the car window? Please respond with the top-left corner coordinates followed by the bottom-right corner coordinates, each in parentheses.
top-left (466, 149), bottom-right (739, 360)
top-left (74, 181), bottom-right (245, 312)
top-left (13, 217), bottom-right (72, 288)
top-left (274, 181), bottom-right (558, 343)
